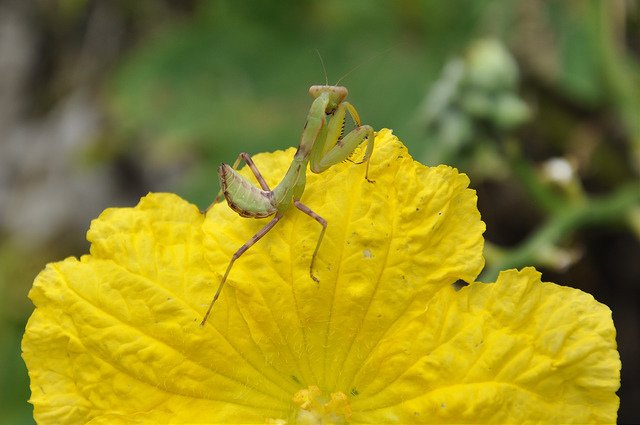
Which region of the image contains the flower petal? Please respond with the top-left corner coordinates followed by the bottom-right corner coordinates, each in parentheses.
top-left (201, 129), bottom-right (485, 395)
top-left (350, 268), bottom-right (621, 424)
top-left (23, 194), bottom-right (289, 423)
top-left (22, 129), bottom-right (487, 423)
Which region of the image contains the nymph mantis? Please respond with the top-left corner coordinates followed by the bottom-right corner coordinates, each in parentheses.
top-left (200, 84), bottom-right (375, 326)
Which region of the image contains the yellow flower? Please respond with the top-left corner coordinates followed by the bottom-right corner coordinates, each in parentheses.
top-left (22, 129), bottom-right (620, 424)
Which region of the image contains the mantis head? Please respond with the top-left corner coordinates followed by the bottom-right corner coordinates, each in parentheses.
top-left (309, 85), bottom-right (348, 113)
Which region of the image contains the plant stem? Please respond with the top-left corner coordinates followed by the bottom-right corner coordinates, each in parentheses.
top-left (480, 182), bottom-right (640, 281)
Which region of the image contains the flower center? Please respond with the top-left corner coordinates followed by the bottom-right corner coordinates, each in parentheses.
top-left (292, 386), bottom-right (352, 425)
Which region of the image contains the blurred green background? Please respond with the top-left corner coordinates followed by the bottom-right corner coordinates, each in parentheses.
top-left (1, 0), bottom-right (638, 423)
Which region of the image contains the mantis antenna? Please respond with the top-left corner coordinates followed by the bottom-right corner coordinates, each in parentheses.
top-left (315, 48), bottom-right (329, 86)
top-left (335, 46), bottom-right (395, 86)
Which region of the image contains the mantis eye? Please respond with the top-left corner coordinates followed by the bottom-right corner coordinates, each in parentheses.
top-left (309, 85), bottom-right (325, 98)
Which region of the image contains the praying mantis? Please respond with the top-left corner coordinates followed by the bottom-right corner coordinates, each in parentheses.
top-left (200, 84), bottom-right (375, 326)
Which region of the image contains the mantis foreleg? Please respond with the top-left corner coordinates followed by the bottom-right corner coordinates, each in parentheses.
top-left (310, 101), bottom-right (375, 181)
top-left (200, 213), bottom-right (283, 326)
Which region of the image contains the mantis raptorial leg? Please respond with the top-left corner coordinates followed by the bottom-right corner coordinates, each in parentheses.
top-left (201, 85), bottom-right (375, 326)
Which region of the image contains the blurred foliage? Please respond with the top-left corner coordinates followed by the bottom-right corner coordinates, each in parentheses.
top-left (0, 241), bottom-right (48, 425)
top-left (418, 36), bottom-right (639, 282)
top-left (419, 39), bottom-right (530, 169)
top-left (108, 0), bottom-right (499, 206)
top-left (2, 0), bottom-right (639, 423)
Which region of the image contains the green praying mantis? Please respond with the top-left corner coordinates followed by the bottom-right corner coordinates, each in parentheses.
top-left (200, 84), bottom-right (375, 326)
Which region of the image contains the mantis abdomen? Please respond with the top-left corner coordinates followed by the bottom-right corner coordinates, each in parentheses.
top-left (218, 164), bottom-right (276, 218)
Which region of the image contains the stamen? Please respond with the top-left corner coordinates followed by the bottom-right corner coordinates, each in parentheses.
top-left (293, 386), bottom-right (352, 424)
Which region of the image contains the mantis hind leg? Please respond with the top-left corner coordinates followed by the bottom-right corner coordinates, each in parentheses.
top-left (201, 213), bottom-right (283, 326)
top-left (294, 200), bottom-right (327, 283)
top-left (206, 152), bottom-right (271, 212)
